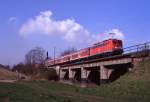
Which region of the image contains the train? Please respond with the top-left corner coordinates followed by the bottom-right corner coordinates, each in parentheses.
top-left (47, 39), bottom-right (123, 65)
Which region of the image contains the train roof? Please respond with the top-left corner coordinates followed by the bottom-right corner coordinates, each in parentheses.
top-left (93, 38), bottom-right (122, 45)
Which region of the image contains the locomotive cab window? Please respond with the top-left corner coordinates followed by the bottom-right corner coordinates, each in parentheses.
top-left (113, 40), bottom-right (122, 48)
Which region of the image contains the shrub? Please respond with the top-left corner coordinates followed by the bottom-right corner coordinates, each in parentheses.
top-left (42, 69), bottom-right (59, 81)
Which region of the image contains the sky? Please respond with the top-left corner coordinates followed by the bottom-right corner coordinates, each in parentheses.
top-left (0, 0), bottom-right (150, 65)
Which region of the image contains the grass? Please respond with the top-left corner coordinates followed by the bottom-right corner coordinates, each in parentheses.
top-left (0, 82), bottom-right (81, 102)
top-left (0, 81), bottom-right (108, 102)
top-left (0, 60), bottom-right (150, 102)
top-left (78, 60), bottom-right (150, 102)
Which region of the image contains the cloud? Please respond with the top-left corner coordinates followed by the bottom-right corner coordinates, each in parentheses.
top-left (19, 10), bottom-right (125, 45)
top-left (87, 28), bottom-right (125, 45)
top-left (19, 10), bottom-right (91, 43)
top-left (104, 28), bottom-right (124, 40)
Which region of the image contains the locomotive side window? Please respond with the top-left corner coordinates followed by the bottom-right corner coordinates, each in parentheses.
top-left (72, 53), bottom-right (78, 59)
top-left (80, 50), bottom-right (89, 56)
top-left (92, 40), bottom-right (108, 48)
top-left (103, 41), bottom-right (108, 46)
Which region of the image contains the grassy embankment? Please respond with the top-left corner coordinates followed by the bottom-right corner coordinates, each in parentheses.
top-left (0, 60), bottom-right (150, 102)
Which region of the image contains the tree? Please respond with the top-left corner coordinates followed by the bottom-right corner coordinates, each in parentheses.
top-left (12, 63), bottom-right (35, 75)
top-left (60, 47), bottom-right (77, 56)
top-left (25, 47), bottom-right (46, 65)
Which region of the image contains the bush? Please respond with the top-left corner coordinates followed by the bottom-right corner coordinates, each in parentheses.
top-left (41, 69), bottom-right (59, 81)
top-left (12, 64), bottom-right (36, 75)
top-left (12, 63), bottom-right (59, 81)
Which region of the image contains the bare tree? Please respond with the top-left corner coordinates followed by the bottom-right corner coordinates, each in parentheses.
top-left (60, 47), bottom-right (77, 56)
top-left (25, 47), bottom-right (46, 65)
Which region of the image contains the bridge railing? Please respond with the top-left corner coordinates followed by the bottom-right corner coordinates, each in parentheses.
top-left (123, 42), bottom-right (150, 55)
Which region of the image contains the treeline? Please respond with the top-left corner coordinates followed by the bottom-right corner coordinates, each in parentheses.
top-left (10, 46), bottom-right (76, 80)
top-left (11, 47), bottom-right (57, 80)
top-left (12, 47), bottom-right (46, 74)
top-left (0, 46), bottom-right (77, 81)
top-left (0, 64), bottom-right (10, 70)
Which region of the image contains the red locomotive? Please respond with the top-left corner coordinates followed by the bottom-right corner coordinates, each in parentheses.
top-left (47, 39), bottom-right (123, 65)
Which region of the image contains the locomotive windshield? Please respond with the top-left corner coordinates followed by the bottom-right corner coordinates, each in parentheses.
top-left (113, 40), bottom-right (122, 48)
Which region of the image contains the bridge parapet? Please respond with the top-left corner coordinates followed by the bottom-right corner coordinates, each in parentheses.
top-left (124, 42), bottom-right (150, 53)
top-left (61, 57), bottom-right (132, 69)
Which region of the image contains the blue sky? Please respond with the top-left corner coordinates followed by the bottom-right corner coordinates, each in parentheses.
top-left (0, 0), bottom-right (150, 65)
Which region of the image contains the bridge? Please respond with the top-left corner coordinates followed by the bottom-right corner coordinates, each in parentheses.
top-left (46, 42), bottom-right (150, 86)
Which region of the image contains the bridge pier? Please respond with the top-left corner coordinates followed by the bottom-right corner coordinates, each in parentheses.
top-left (68, 68), bottom-right (73, 81)
top-left (69, 68), bottom-right (79, 82)
top-left (80, 67), bottom-right (91, 87)
top-left (81, 67), bottom-right (86, 82)
top-left (100, 66), bottom-right (114, 84)
top-left (59, 69), bottom-right (68, 80)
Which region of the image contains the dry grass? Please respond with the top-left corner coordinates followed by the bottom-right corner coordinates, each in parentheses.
top-left (0, 68), bottom-right (18, 80)
top-left (0, 67), bottom-right (27, 81)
